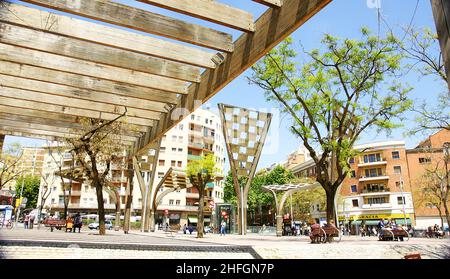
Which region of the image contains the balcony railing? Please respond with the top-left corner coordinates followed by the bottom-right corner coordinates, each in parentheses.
top-left (186, 192), bottom-right (199, 199)
top-left (187, 154), bottom-right (202, 161)
top-left (357, 160), bottom-right (387, 167)
top-left (359, 175), bottom-right (389, 182)
top-left (361, 188), bottom-right (390, 194)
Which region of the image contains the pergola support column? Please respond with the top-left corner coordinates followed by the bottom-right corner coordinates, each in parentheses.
top-left (0, 134), bottom-right (4, 152)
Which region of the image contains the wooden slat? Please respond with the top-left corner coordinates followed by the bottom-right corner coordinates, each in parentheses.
top-left (0, 86), bottom-right (162, 120)
top-left (0, 119), bottom-right (138, 142)
top-left (138, 0), bottom-right (255, 32)
top-left (0, 112), bottom-right (144, 136)
top-left (0, 22), bottom-right (200, 83)
top-left (252, 0), bottom-right (283, 8)
top-left (0, 95), bottom-right (155, 127)
top-left (0, 128), bottom-right (135, 145)
top-left (0, 43), bottom-right (188, 94)
top-left (0, 74), bottom-right (167, 112)
top-left (19, 0), bottom-right (234, 52)
top-left (136, 0), bottom-right (332, 155)
top-left (0, 61), bottom-right (178, 105)
top-left (0, 3), bottom-right (218, 68)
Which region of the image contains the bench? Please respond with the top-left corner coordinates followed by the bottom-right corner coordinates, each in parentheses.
top-left (404, 253), bottom-right (421, 259)
top-left (43, 219), bottom-right (66, 232)
top-left (378, 228), bottom-right (409, 241)
top-left (310, 226), bottom-right (340, 243)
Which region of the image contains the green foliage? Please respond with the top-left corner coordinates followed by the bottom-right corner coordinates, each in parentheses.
top-left (15, 174), bottom-right (40, 208)
top-left (224, 165), bottom-right (294, 212)
top-left (186, 153), bottom-right (218, 179)
top-left (285, 187), bottom-right (326, 222)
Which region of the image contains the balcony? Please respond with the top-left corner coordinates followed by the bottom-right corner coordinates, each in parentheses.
top-left (359, 175), bottom-right (389, 182)
top-left (360, 190), bottom-right (390, 196)
top-left (64, 190), bottom-right (81, 196)
top-left (187, 154), bottom-right (202, 161)
top-left (156, 204), bottom-right (199, 212)
top-left (358, 160), bottom-right (387, 167)
top-left (188, 142), bottom-right (204, 149)
top-left (186, 192), bottom-right (199, 199)
top-left (361, 203), bottom-right (392, 209)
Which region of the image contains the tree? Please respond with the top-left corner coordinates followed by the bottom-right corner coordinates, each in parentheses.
top-left (0, 142), bottom-right (23, 190)
top-left (250, 29), bottom-right (412, 223)
top-left (48, 143), bottom-right (74, 220)
top-left (285, 177), bottom-right (326, 222)
top-left (15, 175), bottom-right (40, 209)
top-left (37, 170), bottom-right (54, 229)
top-left (187, 154), bottom-right (218, 238)
top-left (401, 27), bottom-right (450, 134)
top-left (413, 151), bottom-right (450, 228)
top-left (65, 112), bottom-right (130, 235)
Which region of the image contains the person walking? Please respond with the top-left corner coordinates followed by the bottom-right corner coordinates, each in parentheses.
top-left (220, 220), bottom-right (226, 236)
top-left (23, 213), bottom-right (30, 229)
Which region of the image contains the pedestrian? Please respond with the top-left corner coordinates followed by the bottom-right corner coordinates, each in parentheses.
top-left (377, 219), bottom-right (385, 231)
top-left (220, 220), bottom-right (226, 236)
top-left (24, 213), bottom-right (30, 229)
top-left (29, 214), bottom-right (35, 230)
top-left (73, 213), bottom-right (82, 233)
top-left (183, 224), bottom-right (187, 234)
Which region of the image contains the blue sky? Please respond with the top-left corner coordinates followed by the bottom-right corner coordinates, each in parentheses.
top-left (4, 0), bottom-right (445, 171)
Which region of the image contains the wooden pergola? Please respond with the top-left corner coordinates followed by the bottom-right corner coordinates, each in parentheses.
top-left (0, 0), bottom-right (332, 154)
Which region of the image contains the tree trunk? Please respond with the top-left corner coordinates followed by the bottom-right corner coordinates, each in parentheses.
top-left (325, 187), bottom-right (337, 224)
top-left (94, 179), bottom-right (106, 235)
top-left (197, 185), bottom-right (205, 238)
top-left (437, 206), bottom-right (444, 229)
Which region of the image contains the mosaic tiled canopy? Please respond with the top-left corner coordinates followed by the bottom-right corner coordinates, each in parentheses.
top-left (218, 104), bottom-right (272, 177)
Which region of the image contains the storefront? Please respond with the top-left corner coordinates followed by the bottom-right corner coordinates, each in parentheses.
top-left (339, 213), bottom-right (413, 235)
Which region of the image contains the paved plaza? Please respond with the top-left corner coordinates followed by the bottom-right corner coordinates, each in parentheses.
top-left (1, 227), bottom-right (449, 259)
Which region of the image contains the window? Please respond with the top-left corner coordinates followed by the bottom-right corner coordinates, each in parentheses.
top-left (171, 160), bottom-right (176, 167)
top-left (397, 196), bottom-right (405, 205)
top-left (419, 157), bottom-right (431, 164)
top-left (352, 199), bottom-right (359, 207)
top-left (177, 161), bottom-right (182, 167)
top-left (169, 200), bottom-right (174, 205)
top-left (53, 186), bottom-right (57, 191)
top-left (85, 186), bottom-right (89, 192)
top-left (205, 118), bottom-right (209, 124)
top-left (363, 153), bottom-right (382, 163)
top-left (197, 116), bottom-right (201, 121)
top-left (178, 148), bottom-right (183, 152)
top-left (425, 202), bottom-right (436, 208)
top-left (210, 120), bottom-right (212, 125)
top-left (179, 124), bottom-right (183, 130)
top-left (393, 166), bottom-right (402, 174)
top-left (365, 183), bottom-right (386, 193)
top-left (351, 185), bottom-right (357, 193)
top-left (176, 200), bottom-right (180, 205)
top-left (367, 197), bottom-right (387, 205)
top-left (191, 114), bottom-right (195, 120)
top-left (350, 170), bottom-right (356, 178)
top-left (158, 160), bottom-right (165, 166)
top-left (158, 172), bottom-right (164, 179)
top-left (172, 148), bottom-right (176, 152)
top-left (392, 151), bottom-right (400, 159)
top-left (172, 135), bottom-right (177, 141)
top-left (349, 157), bottom-right (354, 164)
top-left (365, 168), bottom-right (383, 177)
top-left (51, 198), bottom-right (55, 204)
top-left (178, 136), bottom-right (183, 143)
top-left (160, 147), bottom-right (166, 153)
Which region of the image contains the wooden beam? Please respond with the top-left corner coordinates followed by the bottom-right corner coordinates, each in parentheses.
top-left (0, 61), bottom-right (178, 105)
top-left (0, 2), bottom-right (218, 68)
top-left (0, 86), bottom-right (162, 121)
top-left (0, 23), bottom-right (200, 83)
top-left (431, 0), bottom-right (450, 88)
top-left (0, 112), bottom-right (144, 137)
top-left (0, 74), bottom-right (167, 113)
top-left (252, 0), bottom-right (283, 8)
top-left (19, 0), bottom-right (234, 52)
top-left (138, 0), bottom-right (255, 32)
top-left (136, 0), bottom-right (332, 155)
top-left (0, 119), bottom-right (138, 142)
top-left (0, 127), bottom-right (135, 145)
top-left (0, 95), bottom-right (155, 127)
top-left (0, 43), bottom-right (188, 94)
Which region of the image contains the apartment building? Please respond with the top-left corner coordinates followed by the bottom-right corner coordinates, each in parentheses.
top-left (291, 141), bottom-right (415, 230)
top-left (37, 107), bottom-right (226, 226)
top-left (406, 129), bottom-right (450, 229)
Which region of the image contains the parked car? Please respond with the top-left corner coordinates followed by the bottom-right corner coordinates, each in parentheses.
top-left (88, 220), bottom-right (113, 230)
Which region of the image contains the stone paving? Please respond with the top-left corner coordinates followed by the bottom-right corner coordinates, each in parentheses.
top-left (1, 227), bottom-right (449, 259)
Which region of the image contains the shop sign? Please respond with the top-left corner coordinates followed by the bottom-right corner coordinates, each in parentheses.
top-left (338, 213), bottom-right (410, 221)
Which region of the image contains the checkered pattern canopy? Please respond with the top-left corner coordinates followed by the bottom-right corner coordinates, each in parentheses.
top-left (262, 183), bottom-right (321, 193)
top-left (218, 104), bottom-right (272, 177)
